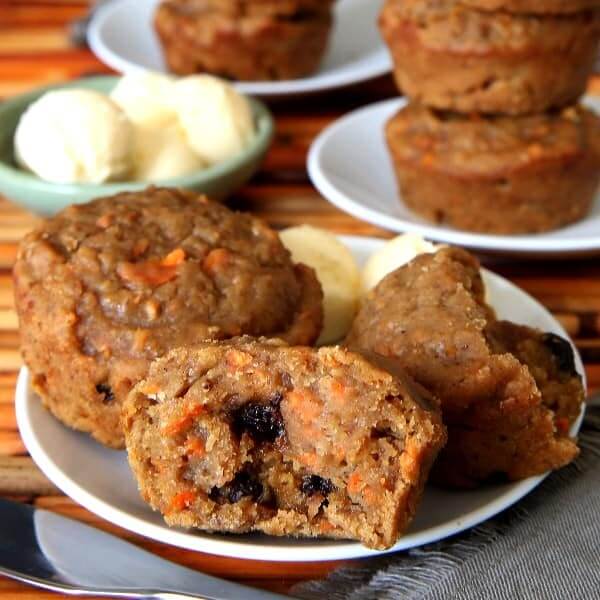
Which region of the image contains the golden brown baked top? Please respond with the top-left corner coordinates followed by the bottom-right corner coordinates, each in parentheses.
top-left (160, 0), bottom-right (335, 18)
top-left (460, 0), bottom-right (600, 14)
top-left (156, 0), bottom-right (332, 42)
top-left (386, 103), bottom-right (600, 178)
top-left (15, 187), bottom-right (323, 357)
top-left (381, 0), bottom-right (600, 53)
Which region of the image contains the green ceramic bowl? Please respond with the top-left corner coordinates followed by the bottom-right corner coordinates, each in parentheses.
top-left (0, 76), bottom-right (274, 216)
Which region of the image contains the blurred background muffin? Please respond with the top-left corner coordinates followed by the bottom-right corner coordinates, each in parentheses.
top-left (154, 0), bottom-right (336, 80)
top-left (379, 0), bottom-right (600, 115)
top-left (379, 0), bottom-right (600, 234)
top-left (385, 103), bottom-right (600, 234)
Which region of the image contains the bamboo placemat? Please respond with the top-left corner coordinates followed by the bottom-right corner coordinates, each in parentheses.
top-left (0, 2), bottom-right (599, 596)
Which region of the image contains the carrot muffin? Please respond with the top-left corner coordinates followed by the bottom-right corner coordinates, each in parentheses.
top-left (385, 103), bottom-right (600, 234)
top-left (462, 0), bottom-right (600, 14)
top-left (346, 248), bottom-right (583, 488)
top-left (379, 0), bottom-right (600, 114)
top-left (14, 188), bottom-right (322, 448)
top-left (123, 338), bottom-right (446, 549)
top-left (154, 0), bottom-right (333, 80)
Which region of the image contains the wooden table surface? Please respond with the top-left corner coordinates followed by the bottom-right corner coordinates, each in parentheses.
top-left (1, 2), bottom-right (600, 598)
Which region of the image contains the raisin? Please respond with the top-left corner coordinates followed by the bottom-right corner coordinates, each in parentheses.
top-left (209, 471), bottom-right (263, 504)
top-left (300, 475), bottom-right (335, 497)
top-left (232, 395), bottom-right (284, 443)
top-left (542, 333), bottom-right (577, 376)
top-left (96, 383), bottom-right (115, 404)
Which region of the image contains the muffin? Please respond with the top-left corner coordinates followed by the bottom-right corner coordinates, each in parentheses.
top-left (462, 0), bottom-right (600, 14)
top-left (154, 0), bottom-right (333, 80)
top-left (385, 103), bottom-right (600, 234)
top-left (123, 338), bottom-right (446, 549)
top-left (346, 248), bottom-right (583, 488)
top-left (379, 0), bottom-right (600, 114)
top-left (14, 188), bottom-right (323, 448)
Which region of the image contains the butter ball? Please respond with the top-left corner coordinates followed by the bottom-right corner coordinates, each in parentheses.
top-left (110, 71), bottom-right (175, 127)
top-left (132, 124), bottom-right (205, 182)
top-left (15, 89), bottom-right (133, 184)
top-left (171, 75), bottom-right (255, 165)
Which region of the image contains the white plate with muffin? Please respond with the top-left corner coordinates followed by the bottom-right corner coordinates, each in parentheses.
top-left (88, 0), bottom-right (391, 97)
top-left (12, 185), bottom-right (587, 560)
top-left (308, 96), bottom-right (600, 256)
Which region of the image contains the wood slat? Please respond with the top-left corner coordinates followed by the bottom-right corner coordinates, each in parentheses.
top-left (0, 456), bottom-right (59, 495)
top-left (1, 3), bottom-right (599, 598)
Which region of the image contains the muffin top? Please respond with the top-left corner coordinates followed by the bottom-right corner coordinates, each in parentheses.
top-left (381, 0), bottom-right (600, 53)
top-left (160, 0), bottom-right (335, 18)
top-left (386, 103), bottom-right (600, 177)
top-left (15, 187), bottom-right (323, 359)
top-left (460, 0), bottom-right (600, 15)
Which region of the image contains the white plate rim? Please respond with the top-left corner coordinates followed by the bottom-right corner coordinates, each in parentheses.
top-left (16, 235), bottom-right (586, 562)
top-left (308, 99), bottom-right (600, 255)
top-left (87, 0), bottom-right (392, 97)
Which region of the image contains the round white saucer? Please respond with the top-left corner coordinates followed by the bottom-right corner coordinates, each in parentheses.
top-left (308, 99), bottom-right (600, 256)
top-left (88, 0), bottom-right (391, 97)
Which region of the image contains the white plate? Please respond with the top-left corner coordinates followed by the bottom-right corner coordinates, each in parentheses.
top-left (16, 235), bottom-right (586, 562)
top-left (87, 0), bottom-right (391, 97)
top-left (308, 99), bottom-right (600, 256)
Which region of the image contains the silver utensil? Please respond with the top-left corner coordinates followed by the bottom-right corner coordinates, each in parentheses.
top-left (0, 498), bottom-right (292, 599)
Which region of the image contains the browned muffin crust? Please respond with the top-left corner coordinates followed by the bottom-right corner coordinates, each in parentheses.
top-left (379, 0), bottom-right (600, 114)
top-left (123, 339), bottom-right (446, 549)
top-left (154, 0), bottom-right (333, 80)
top-left (486, 321), bottom-right (585, 427)
top-left (198, 0), bottom-right (335, 17)
top-left (14, 188), bottom-right (323, 448)
top-left (385, 103), bottom-right (600, 234)
top-left (461, 0), bottom-right (600, 14)
top-left (346, 248), bottom-right (583, 488)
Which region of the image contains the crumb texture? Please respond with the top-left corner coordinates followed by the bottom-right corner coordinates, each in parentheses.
top-left (123, 338), bottom-right (446, 549)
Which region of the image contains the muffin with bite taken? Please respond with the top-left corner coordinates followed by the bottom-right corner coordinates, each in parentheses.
top-left (347, 248), bottom-right (584, 487)
top-left (123, 337), bottom-right (446, 549)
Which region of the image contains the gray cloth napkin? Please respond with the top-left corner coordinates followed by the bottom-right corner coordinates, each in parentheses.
top-left (294, 408), bottom-right (600, 600)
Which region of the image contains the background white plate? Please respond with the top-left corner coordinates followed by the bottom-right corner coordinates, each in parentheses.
top-left (88, 0), bottom-right (391, 97)
top-left (309, 99), bottom-right (600, 256)
top-left (16, 236), bottom-right (585, 562)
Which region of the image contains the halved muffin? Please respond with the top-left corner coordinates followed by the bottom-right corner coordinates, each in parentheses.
top-left (347, 248), bottom-right (584, 487)
top-left (123, 338), bottom-right (446, 549)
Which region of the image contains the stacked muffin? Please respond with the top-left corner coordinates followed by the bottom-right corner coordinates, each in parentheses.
top-left (154, 0), bottom-right (335, 80)
top-left (380, 0), bottom-right (600, 234)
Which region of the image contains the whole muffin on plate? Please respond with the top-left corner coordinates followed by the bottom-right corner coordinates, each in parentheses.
top-left (461, 0), bottom-right (600, 14)
top-left (123, 338), bottom-right (446, 549)
top-left (385, 102), bottom-right (600, 234)
top-left (154, 0), bottom-right (333, 80)
top-left (379, 0), bottom-right (600, 114)
top-left (346, 248), bottom-right (584, 488)
top-left (14, 187), bottom-right (323, 448)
